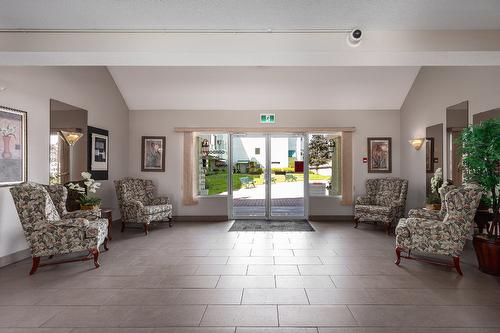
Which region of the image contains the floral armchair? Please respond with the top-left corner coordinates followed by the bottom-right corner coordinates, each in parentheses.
top-left (115, 177), bottom-right (173, 235)
top-left (354, 178), bottom-right (409, 234)
top-left (10, 182), bottom-right (109, 275)
top-left (395, 184), bottom-right (482, 275)
top-left (44, 184), bottom-right (101, 220)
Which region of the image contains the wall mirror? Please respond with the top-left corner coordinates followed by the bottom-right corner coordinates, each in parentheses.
top-left (425, 123), bottom-right (443, 195)
top-left (49, 99), bottom-right (88, 184)
top-left (473, 108), bottom-right (500, 124)
top-left (445, 101), bottom-right (468, 186)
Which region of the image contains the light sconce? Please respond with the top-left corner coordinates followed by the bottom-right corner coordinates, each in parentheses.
top-left (408, 138), bottom-right (425, 150)
top-left (60, 130), bottom-right (84, 146)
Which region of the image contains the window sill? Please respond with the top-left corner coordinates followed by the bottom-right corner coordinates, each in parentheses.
top-left (197, 195), bottom-right (228, 198)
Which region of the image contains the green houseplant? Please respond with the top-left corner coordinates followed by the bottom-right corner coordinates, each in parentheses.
top-left (68, 172), bottom-right (102, 210)
top-left (458, 118), bottom-right (500, 275)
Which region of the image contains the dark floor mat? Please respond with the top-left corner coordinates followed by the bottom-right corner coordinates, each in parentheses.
top-left (229, 219), bottom-right (315, 232)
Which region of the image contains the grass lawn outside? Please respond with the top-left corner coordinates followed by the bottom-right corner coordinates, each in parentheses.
top-left (204, 172), bottom-right (330, 195)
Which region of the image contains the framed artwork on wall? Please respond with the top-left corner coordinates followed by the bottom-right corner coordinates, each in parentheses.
top-left (425, 137), bottom-right (434, 173)
top-left (88, 126), bottom-right (109, 180)
top-left (141, 136), bottom-right (166, 172)
top-left (367, 137), bottom-right (392, 173)
top-left (0, 106), bottom-right (27, 186)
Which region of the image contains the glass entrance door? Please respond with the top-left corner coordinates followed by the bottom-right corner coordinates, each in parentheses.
top-left (230, 133), bottom-right (307, 220)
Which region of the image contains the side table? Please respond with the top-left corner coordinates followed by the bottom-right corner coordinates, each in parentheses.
top-left (101, 208), bottom-right (113, 240)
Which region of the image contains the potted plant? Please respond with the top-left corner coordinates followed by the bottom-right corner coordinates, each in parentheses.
top-left (458, 118), bottom-right (500, 276)
top-left (426, 168), bottom-right (444, 210)
top-left (68, 172), bottom-right (102, 211)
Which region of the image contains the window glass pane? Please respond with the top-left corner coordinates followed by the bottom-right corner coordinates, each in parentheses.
top-left (196, 133), bottom-right (229, 196)
top-left (308, 133), bottom-right (341, 196)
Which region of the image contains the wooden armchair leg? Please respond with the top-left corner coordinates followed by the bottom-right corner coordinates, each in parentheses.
top-left (385, 222), bottom-right (392, 235)
top-left (90, 248), bottom-right (100, 268)
top-left (395, 246), bottom-right (402, 265)
top-left (143, 223), bottom-right (149, 235)
top-left (121, 221), bottom-right (126, 232)
top-left (353, 218), bottom-right (359, 229)
top-left (453, 256), bottom-right (463, 275)
top-left (103, 237), bottom-right (109, 251)
top-left (29, 257), bottom-right (40, 275)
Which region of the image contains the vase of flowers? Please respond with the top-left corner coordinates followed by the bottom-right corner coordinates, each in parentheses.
top-left (426, 168), bottom-right (444, 210)
top-left (0, 123), bottom-right (16, 159)
top-left (68, 172), bottom-right (102, 211)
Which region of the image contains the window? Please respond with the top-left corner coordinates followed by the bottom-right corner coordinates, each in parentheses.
top-left (49, 132), bottom-right (70, 185)
top-left (308, 133), bottom-right (342, 196)
top-left (196, 133), bottom-right (229, 196)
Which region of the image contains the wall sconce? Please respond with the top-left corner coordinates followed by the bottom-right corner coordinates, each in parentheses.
top-left (60, 130), bottom-right (83, 146)
top-left (408, 138), bottom-right (425, 150)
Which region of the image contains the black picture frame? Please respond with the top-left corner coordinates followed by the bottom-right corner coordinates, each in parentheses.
top-left (367, 137), bottom-right (392, 173)
top-left (0, 106), bottom-right (28, 186)
top-left (426, 137), bottom-right (435, 173)
top-left (87, 126), bottom-right (109, 180)
top-left (141, 136), bottom-right (166, 172)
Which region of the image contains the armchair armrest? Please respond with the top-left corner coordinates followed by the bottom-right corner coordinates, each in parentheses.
top-left (47, 218), bottom-right (100, 238)
top-left (403, 217), bottom-right (449, 236)
top-left (124, 199), bottom-right (144, 210)
top-left (63, 209), bottom-right (101, 220)
top-left (408, 208), bottom-right (442, 220)
top-left (149, 196), bottom-right (170, 205)
top-left (355, 195), bottom-right (372, 205)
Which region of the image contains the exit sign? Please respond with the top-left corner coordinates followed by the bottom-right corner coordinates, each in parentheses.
top-left (260, 114), bottom-right (276, 124)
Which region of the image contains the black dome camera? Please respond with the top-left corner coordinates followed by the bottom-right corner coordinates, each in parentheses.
top-left (347, 28), bottom-right (363, 47)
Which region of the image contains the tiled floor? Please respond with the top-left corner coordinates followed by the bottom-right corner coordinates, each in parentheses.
top-left (1, 220), bottom-right (500, 333)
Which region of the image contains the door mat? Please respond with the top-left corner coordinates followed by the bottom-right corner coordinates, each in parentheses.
top-left (229, 219), bottom-right (315, 232)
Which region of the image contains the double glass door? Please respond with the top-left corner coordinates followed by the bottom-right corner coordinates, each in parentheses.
top-left (230, 133), bottom-right (307, 220)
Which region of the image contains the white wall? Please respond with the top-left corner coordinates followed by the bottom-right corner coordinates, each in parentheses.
top-left (400, 66), bottom-right (500, 210)
top-left (0, 67), bottom-right (129, 263)
top-left (128, 109), bottom-right (401, 217)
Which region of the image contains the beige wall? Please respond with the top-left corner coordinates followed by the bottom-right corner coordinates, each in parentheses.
top-left (0, 67), bottom-right (129, 263)
top-left (400, 66), bottom-right (500, 211)
top-left (128, 109), bottom-right (401, 217)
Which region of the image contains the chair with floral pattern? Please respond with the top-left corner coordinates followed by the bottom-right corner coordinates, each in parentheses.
top-left (395, 184), bottom-right (483, 275)
top-left (114, 177), bottom-right (173, 235)
top-left (10, 182), bottom-right (109, 275)
top-left (354, 177), bottom-right (409, 234)
top-left (44, 184), bottom-right (102, 220)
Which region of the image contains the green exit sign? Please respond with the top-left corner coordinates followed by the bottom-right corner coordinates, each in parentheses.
top-left (260, 114), bottom-right (276, 124)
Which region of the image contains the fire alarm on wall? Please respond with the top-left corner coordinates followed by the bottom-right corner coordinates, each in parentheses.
top-left (363, 157), bottom-right (368, 163)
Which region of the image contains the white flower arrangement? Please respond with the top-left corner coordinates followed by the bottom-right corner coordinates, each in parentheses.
top-left (430, 167), bottom-right (443, 194)
top-left (68, 172), bottom-right (102, 206)
top-left (0, 122), bottom-right (16, 137)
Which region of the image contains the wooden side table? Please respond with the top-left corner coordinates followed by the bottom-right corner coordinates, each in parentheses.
top-left (101, 208), bottom-right (113, 240)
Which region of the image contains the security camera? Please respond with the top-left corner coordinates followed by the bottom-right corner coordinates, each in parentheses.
top-left (347, 28), bottom-right (363, 47)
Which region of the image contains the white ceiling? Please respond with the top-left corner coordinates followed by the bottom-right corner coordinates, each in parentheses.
top-left (1, 0), bottom-right (500, 30)
top-left (108, 67), bottom-right (420, 111)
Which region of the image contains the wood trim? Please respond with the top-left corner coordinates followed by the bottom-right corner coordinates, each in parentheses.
top-left (173, 215), bottom-right (229, 222)
top-left (308, 215), bottom-right (354, 222)
top-left (340, 131), bottom-right (353, 205)
top-left (175, 127), bottom-right (355, 133)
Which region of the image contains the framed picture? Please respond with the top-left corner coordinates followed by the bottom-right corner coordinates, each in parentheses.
top-left (0, 106), bottom-right (27, 186)
top-left (426, 137), bottom-right (435, 173)
top-left (367, 137), bottom-right (392, 173)
top-left (141, 136), bottom-right (166, 172)
top-left (88, 126), bottom-right (109, 180)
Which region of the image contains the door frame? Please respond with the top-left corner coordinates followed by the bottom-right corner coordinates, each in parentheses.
top-left (228, 132), bottom-right (309, 220)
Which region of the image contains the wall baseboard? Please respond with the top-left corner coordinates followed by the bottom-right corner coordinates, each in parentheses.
top-left (173, 215), bottom-right (229, 222)
top-left (308, 215), bottom-right (354, 222)
top-left (0, 248), bottom-right (30, 268)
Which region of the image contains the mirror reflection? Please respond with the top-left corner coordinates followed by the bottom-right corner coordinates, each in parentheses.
top-left (445, 101), bottom-right (468, 185)
top-left (425, 123), bottom-right (443, 195)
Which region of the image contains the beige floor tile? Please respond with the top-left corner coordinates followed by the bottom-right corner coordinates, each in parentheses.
top-left (36, 288), bottom-right (118, 305)
top-left (180, 257), bottom-right (229, 265)
top-left (274, 257), bottom-right (321, 265)
top-left (247, 265), bottom-right (299, 276)
top-left (276, 276), bottom-right (335, 288)
top-left (201, 305), bottom-right (278, 326)
top-left (141, 265), bottom-right (199, 276)
top-left (228, 257), bottom-right (274, 265)
top-left (298, 265), bottom-right (352, 276)
top-left (42, 306), bottom-right (134, 328)
top-left (106, 289), bottom-right (181, 305)
top-left (121, 305), bottom-right (207, 327)
top-left (306, 289), bottom-right (374, 304)
top-left (0, 306), bottom-right (64, 328)
top-left (158, 275), bottom-right (220, 288)
top-left (237, 328), bottom-right (318, 333)
top-left (195, 264), bottom-right (248, 275)
top-left (208, 249), bottom-right (251, 256)
top-left (152, 328), bottom-right (235, 333)
top-left (217, 276), bottom-right (275, 288)
top-left (251, 249), bottom-right (294, 257)
top-left (242, 289), bottom-right (309, 304)
top-left (278, 305), bottom-right (356, 326)
top-left (175, 289), bottom-right (243, 304)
